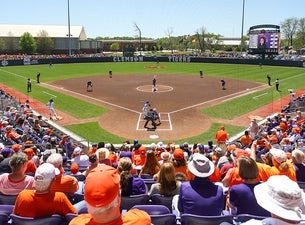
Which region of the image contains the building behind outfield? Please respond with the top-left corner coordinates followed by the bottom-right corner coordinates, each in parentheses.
top-left (0, 24), bottom-right (243, 55)
top-left (0, 24), bottom-right (157, 55)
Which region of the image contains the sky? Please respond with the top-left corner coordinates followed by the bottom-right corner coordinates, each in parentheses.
top-left (1, 0), bottom-right (304, 39)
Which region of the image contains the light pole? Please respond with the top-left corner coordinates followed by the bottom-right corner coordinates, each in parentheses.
top-left (67, 0), bottom-right (71, 56)
top-left (240, 0), bottom-right (245, 56)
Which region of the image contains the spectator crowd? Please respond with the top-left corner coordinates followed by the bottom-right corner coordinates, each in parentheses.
top-left (1, 88), bottom-right (305, 224)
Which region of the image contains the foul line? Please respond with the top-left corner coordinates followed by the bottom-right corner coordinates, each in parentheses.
top-left (42, 91), bottom-right (57, 98)
top-left (43, 83), bottom-right (139, 114)
top-left (169, 85), bottom-right (265, 114)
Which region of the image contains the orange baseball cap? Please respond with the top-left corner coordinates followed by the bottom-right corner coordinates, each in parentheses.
top-left (173, 148), bottom-right (184, 160)
top-left (12, 144), bottom-right (21, 152)
top-left (84, 164), bottom-right (120, 207)
top-left (70, 163), bottom-right (79, 174)
top-left (24, 148), bottom-right (34, 155)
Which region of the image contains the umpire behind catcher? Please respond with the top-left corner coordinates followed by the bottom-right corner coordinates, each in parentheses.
top-left (144, 109), bottom-right (157, 129)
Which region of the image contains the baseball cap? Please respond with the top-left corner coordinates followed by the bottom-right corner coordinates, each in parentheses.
top-left (1, 147), bottom-right (13, 158)
top-left (73, 147), bottom-right (82, 154)
top-left (173, 148), bottom-right (184, 160)
top-left (270, 148), bottom-right (287, 164)
top-left (12, 144), bottom-right (21, 152)
top-left (35, 163), bottom-right (60, 181)
top-left (24, 148), bottom-right (34, 156)
top-left (84, 164), bottom-right (120, 207)
top-left (70, 163), bottom-right (79, 174)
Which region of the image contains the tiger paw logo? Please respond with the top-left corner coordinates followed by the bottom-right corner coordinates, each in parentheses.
top-left (1, 60), bottom-right (8, 66)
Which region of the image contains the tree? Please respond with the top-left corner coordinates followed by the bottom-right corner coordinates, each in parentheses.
top-left (110, 42), bottom-right (120, 51)
top-left (36, 30), bottom-right (54, 54)
top-left (295, 18), bottom-right (305, 49)
top-left (0, 38), bottom-right (5, 51)
top-left (19, 32), bottom-right (36, 54)
top-left (195, 27), bottom-right (207, 53)
top-left (281, 17), bottom-right (298, 47)
top-left (165, 27), bottom-right (174, 54)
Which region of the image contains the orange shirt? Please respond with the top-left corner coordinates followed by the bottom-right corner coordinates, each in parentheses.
top-left (50, 174), bottom-right (79, 194)
top-left (174, 165), bottom-right (192, 181)
top-left (257, 161), bottom-right (296, 182)
top-left (239, 135), bottom-right (252, 147)
top-left (69, 209), bottom-right (151, 225)
top-left (13, 190), bottom-right (77, 218)
top-left (215, 130), bottom-right (228, 143)
top-left (25, 160), bottom-right (37, 174)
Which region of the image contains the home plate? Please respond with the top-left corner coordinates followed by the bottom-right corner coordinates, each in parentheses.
top-left (150, 134), bottom-right (159, 139)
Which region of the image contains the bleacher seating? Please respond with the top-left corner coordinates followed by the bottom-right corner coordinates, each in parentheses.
top-left (180, 213), bottom-right (234, 225)
top-left (10, 214), bottom-right (65, 225)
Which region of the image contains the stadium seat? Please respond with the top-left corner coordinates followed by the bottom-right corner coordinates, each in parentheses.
top-left (235, 214), bottom-right (267, 223)
top-left (120, 194), bottom-right (150, 211)
top-left (131, 204), bottom-right (170, 215)
top-left (180, 213), bottom-right (234, 225)
top-left (0, 205), bottom-right (14, 216)
top-left (10, 214), bottom-right (64, 225)
top-left (143, 178), bottom-right (156, 190)
top-left (0, 212), bottom-right (9, 225)
top-left (131, 205), bottom-right (176, 225)
top-left (0, 194), bottom-right (18, 205)
top-left (150, 194), bottom-right (174, 212)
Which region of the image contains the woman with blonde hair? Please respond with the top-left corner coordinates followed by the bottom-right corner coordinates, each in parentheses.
top-left (250, 140), bottom-right (296, 182)
top-left (148, 162), bottom-right (181, 196)
top-left (118, 157), bottom-right (146, 196)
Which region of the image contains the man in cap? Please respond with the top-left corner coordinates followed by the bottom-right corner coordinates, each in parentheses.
top-left (71, 146), bottom-right (89, 168)
top-left (177, 153), bottom-right (224, 216)
top-left (69, 164), bottom-right (151, 225)
top-left (13, 163), bottom-right (77, 218)
top-left (242, 175), bottom-right (305, 224)
top-left (46, 153), bottom-right (79, 194)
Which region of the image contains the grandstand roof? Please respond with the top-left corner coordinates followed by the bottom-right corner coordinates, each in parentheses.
top-left (0, 24), bottom-right (87, 40)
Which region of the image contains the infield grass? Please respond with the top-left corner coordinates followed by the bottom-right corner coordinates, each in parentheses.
top-left (1, 62), bottom-right (304, 143)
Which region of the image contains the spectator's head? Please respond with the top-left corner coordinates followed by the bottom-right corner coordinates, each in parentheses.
top-left (118, 157), bottom-right (132, 173)
top-left (269, 148), bottom-right (287, 169)
top-left (118, 157), bottom-right (133, 192)
top-left (46, 153), bottom-right (63, 170)
top-left (34, 163), bottom-right (59, 193)
top-left (84, 164), bottom-right (121, 223)
top-left (24, 148), bottom-right (34, 159)
top-left (292, 149), bottom-right (304, 164)
top-left (160, 151), bottom-right (171, 162)
top-left (1, 147), bottom-right (13, 158)
top-left (254, 175), bottom-right (305, 222)
top-left (9, 152), bottom-right (28, 172)
top-left (187, 153), bottom-right (215, 178)
top-left (237, 156), bottom-right (259, 180)
top-left (12, 144), bottom-right (21, 153)
top-left (158, 162), bottom-right (178, 195)
top-left (89, 153), bottom-right (97, 164)
top-left (173, 148), bottom-right (184, 161)
top-left (96, 148), bottom-right (110, 162)
top-left (73, 146), bottom-right (82, 155)
top-left (70, 163), bottom-right (79, 175)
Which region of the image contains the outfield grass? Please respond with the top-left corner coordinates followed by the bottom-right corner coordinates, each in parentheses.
top-left (0, 62), bottom-right (304, 143)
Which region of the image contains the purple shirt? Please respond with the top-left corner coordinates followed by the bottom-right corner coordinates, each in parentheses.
top-left (294, 163), bottom-right (305, 182)
top-left (178, 177), bottom-right (224, 216)
top-left (121, 176), bottom-right (146, 196)
top-left (229, 183), bottom-right (270, 216)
